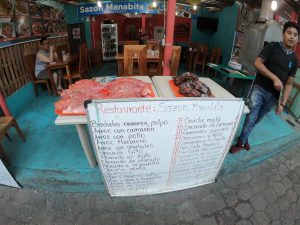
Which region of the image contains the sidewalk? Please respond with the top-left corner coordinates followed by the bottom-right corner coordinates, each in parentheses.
top-left (1, 143), bottom-right (300, 225)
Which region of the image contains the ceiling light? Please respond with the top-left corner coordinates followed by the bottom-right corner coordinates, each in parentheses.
top-left (97, 1), bottom-right (102, 8)
top-left (152, 1), bottom-right (157, 8)
top-left (271, 0), bottom-right (277, 11)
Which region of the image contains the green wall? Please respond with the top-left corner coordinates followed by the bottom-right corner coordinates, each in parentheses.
top-left (191, 3), bottom-right (238, 65)
top-left (64, 4), bottom-right (92, 48)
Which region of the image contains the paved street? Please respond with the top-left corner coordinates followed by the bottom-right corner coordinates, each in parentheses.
top-left (0, 143), bottom-right (300, 225)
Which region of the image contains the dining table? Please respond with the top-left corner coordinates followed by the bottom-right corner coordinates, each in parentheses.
top-left (47, 56), bottom-right (78, 96)
top-left (115, 52), bottom-right (160, 76)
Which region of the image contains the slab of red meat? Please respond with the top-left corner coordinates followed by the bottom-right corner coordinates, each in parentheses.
top-left (106, 78), bottom-right (152, 98)
top-left (55, 78), bottom-right (153, 115)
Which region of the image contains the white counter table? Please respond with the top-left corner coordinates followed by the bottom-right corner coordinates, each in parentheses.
top-left (55, 76), bottom-right (158, 167)
top-left (55, 76), bottom-right (248, 167)
top-left (151, 76), bottom-right (249, 113)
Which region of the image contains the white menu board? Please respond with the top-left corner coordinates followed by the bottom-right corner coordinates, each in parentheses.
top-left (0, 160), bottom-right (20, 188)
top-left (86, 98), bottom-right (244, 196)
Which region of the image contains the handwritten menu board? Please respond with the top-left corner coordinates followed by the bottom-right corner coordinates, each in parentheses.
top-left (0, 159), bottom-right (20, 188)
top-left (86, 99), bottom-right (244, 196)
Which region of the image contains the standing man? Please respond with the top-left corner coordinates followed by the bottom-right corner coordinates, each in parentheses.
top-left (230, 21), bottom-right (299, 154)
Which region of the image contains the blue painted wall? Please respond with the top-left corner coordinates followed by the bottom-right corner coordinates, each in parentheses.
top-left (6, 83), bottom-right (35, 117)
top-left (64, 4), bottom-right (92, 48)
top-left (191, 4), bottom-right (238, 65)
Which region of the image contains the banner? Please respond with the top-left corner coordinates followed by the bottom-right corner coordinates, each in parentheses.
top-left (78, 1), bottom-right (198, 18)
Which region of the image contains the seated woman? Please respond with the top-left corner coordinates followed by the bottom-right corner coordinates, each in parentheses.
top-left (35, 36), bottom-right (63, 94)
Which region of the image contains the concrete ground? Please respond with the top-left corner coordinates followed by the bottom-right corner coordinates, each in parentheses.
top-left (1, 141), bottom-right (300, 225)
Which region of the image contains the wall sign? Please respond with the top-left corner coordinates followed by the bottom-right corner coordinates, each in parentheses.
top-left (78, 1), bottom-right (198, 18)
top-left (86, 98), bottom-right (244, 196)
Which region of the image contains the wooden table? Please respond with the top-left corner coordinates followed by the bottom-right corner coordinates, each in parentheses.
top-left (47, 56), bottom-right (79, 96)
top-left (47, 61), bottom-right (71, 96)
top-left (151, 76), bottom-right (249, 113)
top-left (55, 76), bottom-right (159, 167)
top-left (115, 53), bottom-right (160, 76)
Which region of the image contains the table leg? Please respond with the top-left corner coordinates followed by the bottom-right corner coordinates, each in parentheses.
top-left (48, 69), bottom-right (58, 96)
top-left (188, 51), bottom-right (193, 72)
top-left (117, 60), bottom-right (123, 76)
top-left (76, 124), bottom-right (97, 168)
top-left (66, 65), bottom-right (72, 85)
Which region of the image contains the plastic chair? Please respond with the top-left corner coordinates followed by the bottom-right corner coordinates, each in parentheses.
top-left (123, 45), bottom-right (147, 76)
top-left (23, 50), bottom-right (51, 97)
top-left (286, 82), bottom-right (300, 113)
top-left (193, 44), bottom-right (208, 74)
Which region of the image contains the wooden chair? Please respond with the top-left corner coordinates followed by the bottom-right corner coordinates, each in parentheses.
top-left (207, 47), bottom-right (222, 76)
top-left (89, 42), bottom-right (103, 69)
top-left (170, 46), bottom-right (181, 76)
top-left (123, 45), bottom-right (147, 76)
top-left (193, 44), bottom-right (208, 74)
top-left (147, 46), bottom-right (164, 76)
top-left (286, 82), bottom-right (300, 113)
top-left (186, 42), bottom-right (198, 71)
top-left (124, 40), bottom-right (139, 45)
top-left (0, 117), bottom-right (26, 165)
top-left (23, 50), bottom-right (51, 97)
top-left (209, 47), bottom-right (222, 64)
top-left (63, 43), bottom-right (88, 85)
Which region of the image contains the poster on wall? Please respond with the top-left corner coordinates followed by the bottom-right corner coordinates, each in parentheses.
top-left (0, 0), bottom-right (15, 19)
top-left (31, 21), bottom-right (43, 35)
top-left (0, 22), bottom-right (16, 42)
top-left (15, 19), bottom-right (31, 37)
top-left (72, 27), bottom-right (80, 39)
top-left (15, 0), bottom-right (29, 17)
top-left (29, 2), bottom-right (42, 19)
top-left (42, 5), bottom-right (51, 20)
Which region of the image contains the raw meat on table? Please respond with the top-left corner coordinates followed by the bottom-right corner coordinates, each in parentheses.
top-left (55, 78), bottom-right (154, 115)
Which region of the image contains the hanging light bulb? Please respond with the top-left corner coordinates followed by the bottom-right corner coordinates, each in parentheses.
top-left (271, 0), bottom-right (277, 11)
top-left (97, 1), bottom-right (102, 8)
top-left (152, 1), bottom-right (157, 8)
top-left (193, 5), bottom-right (198, 10)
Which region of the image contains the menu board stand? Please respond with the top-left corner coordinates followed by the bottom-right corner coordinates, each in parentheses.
top-left (86, 98), bottom-right (244, 196)
top-left (0, 159), bottom-right (20, 188)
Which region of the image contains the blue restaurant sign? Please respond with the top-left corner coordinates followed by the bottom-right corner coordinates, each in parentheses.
top-left (78, 2), bottom-right (159, 16)
top-left (78, 1), bottom-right (198, 17)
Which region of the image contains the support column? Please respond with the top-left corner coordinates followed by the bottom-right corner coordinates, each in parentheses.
top-left (142, 14), bottom-right (146, 32)
top-left (162, 0), bottom-right (176, 76)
